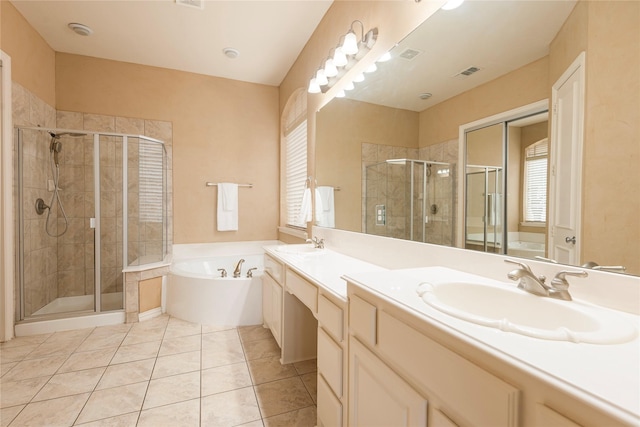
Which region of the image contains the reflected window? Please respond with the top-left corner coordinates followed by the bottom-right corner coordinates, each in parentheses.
top-left (282, 89), bottom-right (308, 228)
top-left (523, 138), bottom-right (548, 223)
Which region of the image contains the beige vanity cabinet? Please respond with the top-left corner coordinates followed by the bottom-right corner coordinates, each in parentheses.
top-left (262, 253), bottom-right (284, 346)
top-left (317, 292), bottom-right (348, 427)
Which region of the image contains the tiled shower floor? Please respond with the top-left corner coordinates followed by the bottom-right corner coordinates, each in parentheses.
top-left (0, 315), bottom-right (317, 426)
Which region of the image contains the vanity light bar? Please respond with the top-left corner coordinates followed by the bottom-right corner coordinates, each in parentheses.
top-left (308, 21), bottom-right (379, 94)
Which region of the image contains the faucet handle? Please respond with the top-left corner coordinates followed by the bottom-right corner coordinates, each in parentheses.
top-left (504, 258), bottom-right (534, 274)
top-left (551, 270), bottom-right (588, 290)
top-left (217, 268), bottom-right (227, 278)
top-left (246, 268), bottom-right (257, 278)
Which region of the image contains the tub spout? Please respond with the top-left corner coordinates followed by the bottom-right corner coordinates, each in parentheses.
top-left (233, 259), bottom-right (245, 278)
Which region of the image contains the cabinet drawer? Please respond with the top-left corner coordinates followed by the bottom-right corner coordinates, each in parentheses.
top-left (318, 295), bottom-right (344, 342)
top-left (264, 254), bottom-right (284, 284)
top-left (349, 295), bottom-right (377, 346)
top-left (318, 328), bottom-right (343, 398)
top-left (318, 375), bottom-right (343, 427)
top-left (377, 311), bottom-right (520, 427)
top-left (286, 270), bottom-right (318, 314)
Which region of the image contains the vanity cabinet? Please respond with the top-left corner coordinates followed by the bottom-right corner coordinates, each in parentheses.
top-left (262, 254), bottom-right (284, 346)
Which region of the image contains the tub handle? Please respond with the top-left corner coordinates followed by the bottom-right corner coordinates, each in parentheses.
top-left (247, 268), bottom-right (257, 278)
top-left (218, 268), bottom-right (227, 278)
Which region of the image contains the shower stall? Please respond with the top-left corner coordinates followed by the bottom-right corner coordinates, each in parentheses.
top-left (464, 165), bottom-right (504, 253)
top-left (364, 158), bottom-right (455, 245)
top-left (14, 127), bottom-right (168, 321)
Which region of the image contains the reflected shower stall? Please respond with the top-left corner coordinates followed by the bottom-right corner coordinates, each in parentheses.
top-left (365, 158), bottom-right (455, 244)
top-left (465, 165), bottom-right (504, 253)
top-left (15, 127), bottom-right (168, 321)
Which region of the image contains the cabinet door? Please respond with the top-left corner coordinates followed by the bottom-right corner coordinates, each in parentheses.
top-left (536, 404), bottom-right (582, 427)
top-left (349, 337), bottom-right (427, 427)
top-left (271, 280), bottom-right (283, 347)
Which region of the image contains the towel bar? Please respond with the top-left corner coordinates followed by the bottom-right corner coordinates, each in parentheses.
top-left (206, 182), bottom-right (253, 188)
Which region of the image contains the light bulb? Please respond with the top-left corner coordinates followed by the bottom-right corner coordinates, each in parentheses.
top-left (316, 69), bottom-right (328, 86)
top-left (377, 52), bottom-right (391, 62)
top-left (333, 47), bottom-right (348, 67)
top-left (308, 78), bottom-right (321, 94)
top-left (441, 0), bottom-right (464, 10)
top-left (336, 90), bottom-right (346, 98)
top-left (353, 73), bottom-right (365, 83)
top-left (341, 30), bottom-right (358, 55)
top-left (324, 58), bottom-right (338, 77)
top-left (365, 63), bottom-right (377, 73)
top-left (344, 81), bottom-right (355, 91)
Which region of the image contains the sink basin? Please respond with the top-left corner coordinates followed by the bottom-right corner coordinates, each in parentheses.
top-left (275, 244), bottom-right (325, 256)
top-left (416, 281), bottom-right (637, 344)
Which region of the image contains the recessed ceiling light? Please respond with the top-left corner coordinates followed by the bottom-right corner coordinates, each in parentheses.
top-left (68, 23), bottom-right (93, 36)
top-left (419, 93), bottom-right (432, 100)
top-left (222, 48), bottom-right (240, 59)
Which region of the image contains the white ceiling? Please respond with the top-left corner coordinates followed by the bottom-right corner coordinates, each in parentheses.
top-left (346, 0), bottom-right (577, 112)
top-left (10, 0), bottom-right (333, 86)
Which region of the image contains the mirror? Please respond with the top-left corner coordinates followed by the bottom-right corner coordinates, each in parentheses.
top-left (315, 0), bottom-right (639, 275)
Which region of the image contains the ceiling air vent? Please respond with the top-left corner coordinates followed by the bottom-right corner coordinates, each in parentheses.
top-left (453, 66), bottom-right (481, 79)
top-left (399, 48), bottom-right (423, 61)
top-left (176, 0), bottom-right (204, 9)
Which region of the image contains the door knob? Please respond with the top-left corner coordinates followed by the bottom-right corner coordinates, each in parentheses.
top-left (565, 236), bottom-right (576, 244)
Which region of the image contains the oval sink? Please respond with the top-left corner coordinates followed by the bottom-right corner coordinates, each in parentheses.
top-left (416, 281), bottom-right (637, 344)
top-left (275, 244), bottom-right (325, 256)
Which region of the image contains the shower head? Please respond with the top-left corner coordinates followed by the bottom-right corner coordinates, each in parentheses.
top-left (49, 131), bottom-right (87, 139)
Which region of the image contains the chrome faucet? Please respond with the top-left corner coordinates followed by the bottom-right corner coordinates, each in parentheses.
top-left (233, 259), bottom-right (245, 278)
top-left (504, 259), bottom-right (587, 301)
top-left (581, 261), bottom-right (626, 273)
top-left (306, 236), bottom-right (325, 249)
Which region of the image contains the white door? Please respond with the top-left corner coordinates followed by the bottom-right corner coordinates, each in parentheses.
top-left (548, 52), bottom-right (585, 265)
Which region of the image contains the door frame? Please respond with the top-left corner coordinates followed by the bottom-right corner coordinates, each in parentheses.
top-left (1, 50), bottom-right (15, 341)
top-left (547, 52), bottom-right (586, 264)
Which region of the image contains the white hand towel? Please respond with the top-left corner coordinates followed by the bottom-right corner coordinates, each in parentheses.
top-left (316, 186), bottom-right (335, 228)
top-left (217, 183), bottom-right (238, 231)
top-left (296, 188), bottom-right (312, 226)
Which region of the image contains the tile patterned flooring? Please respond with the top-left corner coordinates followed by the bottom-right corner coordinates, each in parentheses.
top-left (0, 315), bottom-right (317, 426)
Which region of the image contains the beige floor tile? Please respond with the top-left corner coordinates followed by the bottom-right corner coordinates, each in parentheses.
top-left (151, 350), bottom-right (200, 379)
top-left (293, 359), bottom-right (317, 375)
top-left (238, 420), bottom-right (265, 427)
top-left (263, 405), bottom-right (317, 427)
top-left (254, 377), bottom-right (314, 418)
top-left (48, 328), bottom-right (94, 342)
top-left (110, 340), bottom-right (160, 365)
top-left (0, 404), bottom-right (25, 427)
top-left (32, 367), bottom-right (105, 401)
top-left (2, 354), bottom-right (68, 382)
top-left (0, 362), bottom-right (17, 378)
top-left (159, 334), bottom-right (201, 357)
top-left (0, 333), bottom-right (50, 349)
top-left (137, 398), bottom-right (200, 427)
top-left (25, 338), bottom-right (82, 359)
top-left (201, 338), bottom-right (246, 369)
top-left (143, 370), bottom-right (200, 410)
top-left (131, 315), bottom-right (169, 331)
top-left (121, 327), bottom-right (165, 346)
top-left (76, 381), bottom-right (147, 424)
top-left (0, 376), bottom-right (49, 408)
top-left (201, 329), bottom-right (240, 347)
top-left (10, 392), bottom-right (90, 426)
top-left (96, 358), bottom-right (155, 390)
top-left (201, 362), bottom-right (252, 397)
top-left (163, 318), bottom-right (201, 339)
top-left (247, 356), bottom-right (298, 385)
top-left (76, 332), bottom-right (126, 352)
top-left (90, 323), bottom-right (133, 337)
top-left (300, 372), bottom-right (317, 404)
top-left (201, 386), bottom-right (261, 426)
top-left (58, 347), bottom-right (117, 373)
top-left (74, 411), bottom-right (139, 426)
top-left (238, 325), bottom-right (274, 343)
top-left (242, 337), bottom-right (281, 361)
top-left (201, 324), bottom-right (235, 334)
top-left (0, 344), bottom-right (38, 363)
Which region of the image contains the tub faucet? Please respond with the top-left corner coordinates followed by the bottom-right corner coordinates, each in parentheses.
top-left (233, 259), bottom-right (245, 278)
top-left (505, 259), bottom-right (587, 301)
top-left (306, 236), bottom-right (325, 249)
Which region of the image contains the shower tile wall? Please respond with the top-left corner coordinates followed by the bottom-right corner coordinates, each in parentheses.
top-left (12, 81), bottom-right (172, 319)
top-left (12, 82), bottom-right (57, 316)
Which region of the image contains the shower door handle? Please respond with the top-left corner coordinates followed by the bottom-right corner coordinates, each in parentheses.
top-left (90, 218), bottom-right (96, 229)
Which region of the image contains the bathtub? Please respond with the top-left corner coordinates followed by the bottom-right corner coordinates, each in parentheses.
top-left (167, 241), bottom-right (278, 326)
top-left (507, 240), bottom-right (545, 258)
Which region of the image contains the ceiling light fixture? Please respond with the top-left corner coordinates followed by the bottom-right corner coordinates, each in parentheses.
top-left (222, 48), bottom-right (240, 59)
top-left (308, 20), bottom-right (378, 94)
top-left (68, 23), bottom-right (93, 36)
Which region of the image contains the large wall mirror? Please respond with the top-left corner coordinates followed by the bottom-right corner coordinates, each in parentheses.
top-left (315, 0), bottom-right (639, 276)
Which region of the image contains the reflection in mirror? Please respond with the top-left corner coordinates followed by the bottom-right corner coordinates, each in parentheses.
top-left (315, 1), bottom-right (639, 275)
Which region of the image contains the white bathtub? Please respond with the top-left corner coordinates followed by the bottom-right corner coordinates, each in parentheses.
top-left (507, 240), bottom-right (545, 258)
top-left (167, 242), bottom-right (276, 326)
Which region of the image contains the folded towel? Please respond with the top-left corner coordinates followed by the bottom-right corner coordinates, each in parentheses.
top-left (217, 183), bottom-right (238, 231)
top-left (316, 186), bottom-right (335, 228)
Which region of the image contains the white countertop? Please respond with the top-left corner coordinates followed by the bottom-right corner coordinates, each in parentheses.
top-left (344, 266), bottom-right (640, 425)
top-left (264, 245), bottom-right (386, 301)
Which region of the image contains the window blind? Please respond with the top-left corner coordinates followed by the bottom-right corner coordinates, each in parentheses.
top-left (285, 120), bottom-right (307, 227)
top-left (138, 140), bottom-right (164, 223)
top-left (523, 139), bottom-right (548, 222)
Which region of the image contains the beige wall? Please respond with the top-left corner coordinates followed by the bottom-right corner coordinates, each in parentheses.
top-left (316, 98), bottom-right (418, 231)
top-left (55, 53), bottom-right (280, 244)
top-left (1, 1), bottom-right (56, 106)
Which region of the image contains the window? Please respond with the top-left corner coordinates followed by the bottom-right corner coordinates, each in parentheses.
top-left (138, 139), bottom-right (165, 223)
top-left (283, 90), bottom-right (307, 228)
top-left (523, 138), bottom-right (548, 223)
